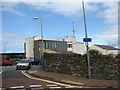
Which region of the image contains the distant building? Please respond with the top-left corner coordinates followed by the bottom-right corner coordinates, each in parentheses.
top-left (0, 53), bottom-right (25, 61)
top-left (91, 44), bottom-right (120, 55)
top-left (57, 36), bottom-right (85, 55)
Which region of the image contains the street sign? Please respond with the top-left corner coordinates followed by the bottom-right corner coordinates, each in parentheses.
top-left (86, 47), bottom-right (90, 50)
top-left (83, 38), bottom-right (92, 42)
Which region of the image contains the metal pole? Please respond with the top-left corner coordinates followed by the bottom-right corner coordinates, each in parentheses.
top-left (4, 42), bottom-right (6, 61)
top-left (72, 21), bottom-right (75, 37)
top-left (40, 18), bottom-right (45, 69)
top-left (4, 42), bottom-right (8, 61)
top-left (41, 18), bottom-right (44, 59)
top-left (33, 17), bottom-right (45, 69)
top-left (82, 1), bottom-right (91, 78)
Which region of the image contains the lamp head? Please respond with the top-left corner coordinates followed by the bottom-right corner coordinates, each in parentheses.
top-left (33, 17), bottom-right (39, 20)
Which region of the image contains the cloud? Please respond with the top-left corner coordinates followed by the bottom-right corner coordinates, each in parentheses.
top-left (94, 25), bottom-right (118, 47)
top-left (97, 2), bottom-right (118, 24)
top-left (1, 0), bottom-right (119, 2)
top-left (23, 2), bottom-right (82, 18)
top-left (1, 2), bottom-right (25, 16)
top-left (1, 1), bottom-right (118, 24)
top-left (23, 2), bottom-right (100, 20)
top-left (24, 2), bottom-right (118, 24)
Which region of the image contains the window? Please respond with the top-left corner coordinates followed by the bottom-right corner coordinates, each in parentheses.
top-left (54, 42), bottom-right (56, 48)
top-left (52, 42), bottom-right (54, 48)
top-left (67, 44), bottom-right (72, 48)
top-left (45, 42), bottom-right (48, 48)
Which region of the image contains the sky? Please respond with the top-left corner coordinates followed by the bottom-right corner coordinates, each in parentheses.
top-left (0, 0), bottom-right (119, 53)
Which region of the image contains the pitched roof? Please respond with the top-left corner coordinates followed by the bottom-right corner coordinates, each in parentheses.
top-left (95, 44), bottom-right (119, 50)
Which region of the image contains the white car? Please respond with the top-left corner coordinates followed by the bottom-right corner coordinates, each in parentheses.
top-left (16, 59), bottom-right (31, 70)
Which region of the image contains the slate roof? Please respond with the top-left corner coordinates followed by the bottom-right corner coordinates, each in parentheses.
top-left (95, 44), bottom-right (119, 50)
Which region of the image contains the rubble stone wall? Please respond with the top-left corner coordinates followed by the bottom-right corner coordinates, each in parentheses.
top-left (44, 50), bottom-right (119, 80)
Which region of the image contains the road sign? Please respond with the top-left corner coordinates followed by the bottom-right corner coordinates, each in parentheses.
top-left (83, 38), bottom-right (92, 42)
top-left (86, 47), bottom-right (90, 50)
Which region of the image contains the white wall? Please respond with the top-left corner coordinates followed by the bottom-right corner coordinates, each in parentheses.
top-left (33, 36), bottom-right (41, 40)
top-left (73, 42), bottom-right (85, 55)
top-left (91, 45), bottom-right (120, 55)
top-left (67, 42), bottom-right (73, 52)
top-left (25, 38), bottom-right (34, 60)
top-left (106, 50), bottom-right (119, 55)
top-left (25, 36), bottom-right (42, 60)
top-left (58, 36), bottom-right (85, 54)
top-left (91, 45), bottom-right (106, 54)
top-left (58, 36), bottom-right (76, 43)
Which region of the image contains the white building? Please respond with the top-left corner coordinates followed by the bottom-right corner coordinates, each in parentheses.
top-left (25, 36), bottom-right (85, 60)
top-left (25, 36), bottom-right (41, 60)
top-left (91, 44), bottom-right (120, 55)
top-left (25, 36), bottom-right (68, 60)
top-left (58, 36), bottom-right (85, 55)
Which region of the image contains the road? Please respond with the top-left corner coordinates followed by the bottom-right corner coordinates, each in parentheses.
top-left (0, 66), bottom-right (75, 90)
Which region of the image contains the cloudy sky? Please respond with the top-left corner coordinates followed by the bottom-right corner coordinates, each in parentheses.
top-left (0, 0), bottom-right (119, 53)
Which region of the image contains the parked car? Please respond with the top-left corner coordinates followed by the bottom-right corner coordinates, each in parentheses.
top-left (31, 59), bottom-right (42, 65)
top-left (16, 59), bottom-right (31, 70)
top-left (0, 60), bottom-right (13, 66)
top-left (0, 62), bottom-right (5, 66)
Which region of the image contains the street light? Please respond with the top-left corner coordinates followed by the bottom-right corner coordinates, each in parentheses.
top-left (33, 17), bottom-right (39, 20)
top-left (82, 1), bottom-right (91, 78)
top-left (33, 17), bottom-right (44, 69)
top-left (4, 42), bottom-right (8, 61)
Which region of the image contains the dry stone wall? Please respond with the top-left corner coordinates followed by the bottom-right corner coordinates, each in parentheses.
top-left (44, 50), bottom-right (119, 80)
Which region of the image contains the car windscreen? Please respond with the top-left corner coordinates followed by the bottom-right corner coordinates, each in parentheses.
top-left (19, 60), bottom-right (29, 63)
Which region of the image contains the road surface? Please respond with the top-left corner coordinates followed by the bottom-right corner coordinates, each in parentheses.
top-left (0, 66), bottom-right (75, 89)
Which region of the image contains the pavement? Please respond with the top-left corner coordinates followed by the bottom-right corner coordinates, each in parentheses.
top-left (26, 66), bottom-right (119, 88)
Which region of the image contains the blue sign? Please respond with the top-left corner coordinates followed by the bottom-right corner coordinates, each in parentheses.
top-left (83, 38), bottom-right (92, 42)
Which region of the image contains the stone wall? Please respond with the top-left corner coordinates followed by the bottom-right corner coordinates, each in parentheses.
top-left (44, 50), bottom-right (119, 80)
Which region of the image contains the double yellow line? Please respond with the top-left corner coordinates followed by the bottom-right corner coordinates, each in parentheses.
top-left (22, 71), bottom-right (84, 88)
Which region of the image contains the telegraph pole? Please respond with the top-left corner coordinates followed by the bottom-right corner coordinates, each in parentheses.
top-left (82, 1), bottom-right (91, 78)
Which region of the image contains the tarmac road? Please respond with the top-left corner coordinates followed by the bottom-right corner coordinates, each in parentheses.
top-left (1, 66), bottom-right (75, 90)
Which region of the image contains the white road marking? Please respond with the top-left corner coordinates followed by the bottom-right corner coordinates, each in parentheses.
top-left (49, 87), bottom-right (61, 89)
top-left (47, 84), bottom-right (58, 86)
top-left (0, 70), bottom-right (5, 74)
top-left (0, 88), bottom-right (6, 90)
top-left (0, 71), bottom-right (3, 74)
top-left (30, 85), bottom-right (42, 87)
top-left (0, 70), bottom-right (6, 74)
top-left (10, 86), bottom-right (24, 89)
top-left (31, 87), bottom-right (44, 90)
top-left (65, 87), bottom-right (74, 88)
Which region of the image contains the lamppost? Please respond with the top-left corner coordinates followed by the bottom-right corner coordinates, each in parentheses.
top-left (82, 1), bottom-right (91, 78)
top-left (33, 17), bottom-right (44, 69)
top-left (4, 42), bottom-right (8, 61)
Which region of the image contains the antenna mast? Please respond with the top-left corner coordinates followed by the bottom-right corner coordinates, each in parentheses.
top-left (72, 21), bottom-right (75, 37)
